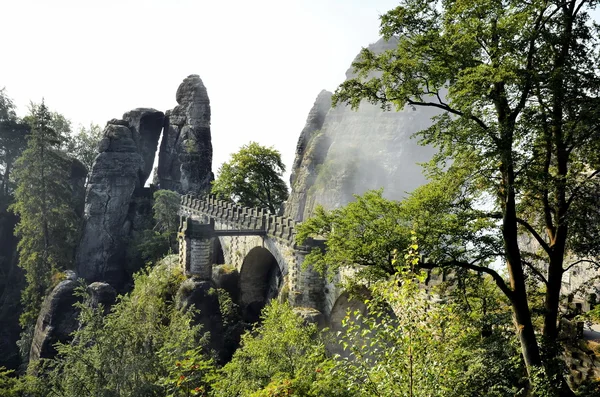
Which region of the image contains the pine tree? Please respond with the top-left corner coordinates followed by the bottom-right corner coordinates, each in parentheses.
top-left (10, 101), bottom-right (79, 329)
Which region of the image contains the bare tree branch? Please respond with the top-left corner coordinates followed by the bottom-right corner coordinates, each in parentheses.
top-left (564, 258), bottom-right (600, 273)
top-left (522, 259), bottom-right (549, 285)
top-left (421, 260), bottom-right (513, 299)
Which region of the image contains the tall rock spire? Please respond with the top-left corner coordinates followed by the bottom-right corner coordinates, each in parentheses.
top-left (75, 110), bottom-right (164, 288)
top-left (158, 74), bottom-right (213, 195)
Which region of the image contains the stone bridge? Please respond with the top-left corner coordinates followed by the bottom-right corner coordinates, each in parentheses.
top-left (178, 195), bottom-right (354, 324)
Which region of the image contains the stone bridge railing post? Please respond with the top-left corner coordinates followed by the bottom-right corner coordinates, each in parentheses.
top-left (178, 217), bottom-right (217, 280)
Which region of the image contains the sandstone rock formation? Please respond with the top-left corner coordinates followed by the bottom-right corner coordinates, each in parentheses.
top-left (75, 109), bottom-right (164, 288)
top-left (29, 272), bottom-right (80, 363)
top-left (27, 75), bottom-right (217, 366)
top-left (285, 90), bottom-right (332, 221)
top-left (285, 38), bottom-right (438, 221)
top-left (176, 278), bottom-right (224, 360)
top-left (212, 264), bottom-right (240, 303)
top-left (158, 75), bottom-right (213, 195)
top-left (0, 210), bottom-right (22, 370)
top-left (87, 282), bottom-right (117, 315)
top-left (69, 157), bottom-right (88, 217)
top-left (123, 108), bottom-right (166, 184)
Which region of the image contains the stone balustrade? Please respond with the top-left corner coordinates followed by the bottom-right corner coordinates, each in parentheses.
top-left (180, 195), bottom-right (302, 247)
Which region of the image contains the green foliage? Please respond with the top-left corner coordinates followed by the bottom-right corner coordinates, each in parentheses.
top-left (298, 190), bottom-right (411, 280)
top-left (297, 192), bottom-right (530, 394)
top-left (334, 266), bottom-right (522, 397)
top-left (212, 142), bottom-right (288, 214)
top-left (136, 189), bottom-right (181, 263)
top-left (38, 259), bottom-right (215, 397)
top-left (0, 367), bottom-right (19, 397)
top-left (154, 189), bottom-right (181, 236)
top-left (215, 287), bottom-right (244, 362)
top-left (160, 349), bottom-right (215, 397)
top-left (64, 123), bottom-right (103, 172)
top-left (0, 367), bottom-right (46, 397)
top-left (332, 0), bottom-right (600, 390)
top-left (212, 300), bottom-right (348, 397)
top-left (574, 380), bottom-right (600, 397)
top-left (10, 101), bottom-right (79, 329)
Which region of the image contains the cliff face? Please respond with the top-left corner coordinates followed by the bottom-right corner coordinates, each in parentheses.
top-left (75, 110), bottom-right (164, 288)
top-left (285, 90), bottom-right (333, 221)
top-left (0, 210), bottom-right (22, 370)
top-left (31, 75), bottom-right (217, 365)
top-left (158, 75), bottom-right (213, 195)
top-left (285, 38), bottom-right (438, 221)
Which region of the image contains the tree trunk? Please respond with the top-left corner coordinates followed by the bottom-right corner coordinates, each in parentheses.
top-left (1, 159), bottom-right (10, 197)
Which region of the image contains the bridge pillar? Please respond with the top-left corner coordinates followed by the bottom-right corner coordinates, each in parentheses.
top-left (178, 217), bottom-right (217, 279)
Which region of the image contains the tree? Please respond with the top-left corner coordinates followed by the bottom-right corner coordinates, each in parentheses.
top-left (10, 101), bottom-right (79, 329)
top-left (330, 0), bottom-right (600, 393)
top-left (0, 88), bottom-right (29, 207)
top-left (136, 189), bottom-right (181, 263)
top-left (335, 269), bottom-right (523, 397)
top-left (153, 189), bottom-right (181, 243)
top-left (212, 142), bottom-right (288, 214)
top-left (298, 190), bottom-right (412, 280)
top-left (64, 123), bottom-right (103, 172)
top-left (34, 260), bottom-right (215, 397)
top-left (212, 300), bottom-right (349, 397)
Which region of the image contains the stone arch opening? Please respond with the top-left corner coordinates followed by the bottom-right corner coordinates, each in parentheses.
top-left (329, 289), bottom-right (369, 333)
top-left (213, 237), bottom-right (225, 265)
top-left (327, 288), bottom-right (371, 356)
top-left (239, 246), bottom-right (282, 323)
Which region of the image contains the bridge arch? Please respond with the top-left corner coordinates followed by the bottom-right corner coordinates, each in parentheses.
top-left (329, 288), bottom-right (370, 333)
top-left (239, 246), bottom-right (283, 323)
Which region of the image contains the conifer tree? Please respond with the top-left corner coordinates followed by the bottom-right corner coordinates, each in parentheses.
top-left (10, 101), bottom-right (78, 329)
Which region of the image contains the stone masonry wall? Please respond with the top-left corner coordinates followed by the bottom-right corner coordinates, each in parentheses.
top-left (179, 195), bottom-right (329, 314)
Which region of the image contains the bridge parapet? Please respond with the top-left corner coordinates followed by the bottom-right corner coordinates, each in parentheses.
top-left (181, 194), bottom-right (306, 247)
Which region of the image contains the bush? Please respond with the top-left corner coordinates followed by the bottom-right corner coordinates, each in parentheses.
top-left (34, 258), bottom-right (215, 397)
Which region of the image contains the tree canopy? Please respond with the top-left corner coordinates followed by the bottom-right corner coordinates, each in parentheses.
top-left (136, 189), bottom-right (181, 263)
top-left (211, 142), bottom-right (288, 214)
top-left (323, 0), bottom-right (600, 393)
top-left (64, 123), bottom-right (103, 172)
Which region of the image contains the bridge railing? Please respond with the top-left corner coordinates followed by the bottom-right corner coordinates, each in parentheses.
top-left (180, 195), bottom-right (302, 246)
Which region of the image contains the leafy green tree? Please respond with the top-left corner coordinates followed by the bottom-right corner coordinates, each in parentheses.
top-left (301, 208), bottom-right (523, 395)
top-left (153, 189), bottom-right (181, 245)
top-left (136, 189), bottom-right (181, 263)
top-left (10, 101), bottom-right (79, 329)
top-left (298, 190), bottom-right (411, 280)
top-left (212, 142), bottom-right (288, 214)
top-left (212, 300), bottom-right (349, 397)
top-left (331, 0), bottom-right (600, 392)
top-left (0, 366), bottom-right (47, 397)
top-left (336, 270), bottom-right (522, 397)
top-left (22, 102), bottom-right (72, 144)
top-left (0, 89), bottom-right (29, 371)
top-left (41, 259), bottom-right (215, 397)
top-left (65, 123), bottom-right (103, 172)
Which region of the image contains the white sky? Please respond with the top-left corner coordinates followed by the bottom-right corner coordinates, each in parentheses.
top-left (0, 0), bottom-right (401, 181)
top-left (4, 1), bottom-right (599, 183)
